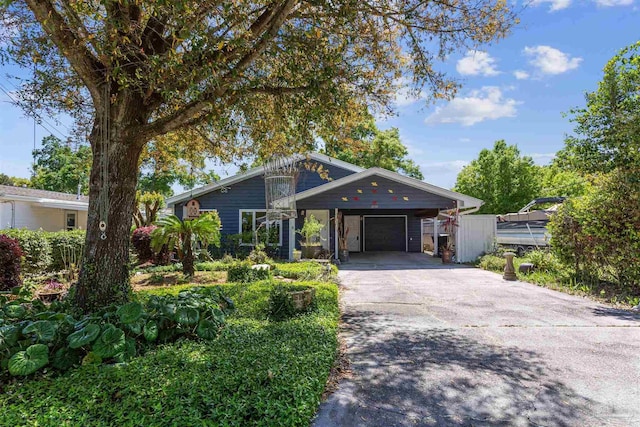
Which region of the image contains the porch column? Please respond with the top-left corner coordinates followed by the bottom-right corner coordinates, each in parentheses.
top-left (334, 208), bottom-right (338, 260)
top-left (288, 218), bottom-right (295, 260)
top-left (433, 217), bottom-right (438, 256)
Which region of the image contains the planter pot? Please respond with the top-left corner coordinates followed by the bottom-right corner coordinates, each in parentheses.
top-left (37, 291), bottom-right (64, 303)
top-left (301, 245), bottom-right (322, 259)
top-left (338, 249), bottom-right (350, 263)
top-left (292, 250), bottom-right (302, 262)
top-left (289, 288), bottom-right (316, 311)
top-left (441, 249), bottom-right (453, 264)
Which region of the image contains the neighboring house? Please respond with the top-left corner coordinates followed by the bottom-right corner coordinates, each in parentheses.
top-left (167, 153), bottom-right (490, 261)
top-left (0, 185), bottom-right (88, 231)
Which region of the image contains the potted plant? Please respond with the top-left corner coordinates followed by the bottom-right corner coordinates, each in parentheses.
top-left (292, 249), bottom-right (302, 262)
top-left (336, 212), bottom-right (350, 262)
top-left (37, 279), bottom-right (65, 303)
top-left (297, 215), bottom-right (324, 259)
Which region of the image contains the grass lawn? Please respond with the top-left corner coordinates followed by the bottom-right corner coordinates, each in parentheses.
top-left (0, 272), bottom-right (340, 426)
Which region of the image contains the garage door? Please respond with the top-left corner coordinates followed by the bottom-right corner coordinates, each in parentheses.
top-left (364, 216), bottom-right (406, 251)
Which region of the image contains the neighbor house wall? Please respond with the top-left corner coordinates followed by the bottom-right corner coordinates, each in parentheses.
top-left (0, 201), bottom-right (87, 231)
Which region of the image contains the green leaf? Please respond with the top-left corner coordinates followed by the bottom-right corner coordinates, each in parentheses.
top-left (126, 320), bottom-right (143, 335)
top-left (92, 325), bottom-right (126, 359)
top-left (22, 320), bottom-right (57, 343)
top-left (114, 337), bottom-right (137, 363)
top-left (175, 307), bottom-right (199, 326)
top-left (0, 324), bottom-right (21, 349)
top-left (4, 305), bottom-right (26, 319)
top-left (8, 344), bottom-right (49, 376)
top-left (116, 302), bottom-right (144, 324)
top-left (52, 347), bottom-right (80, 371)
top-left (143, 320), bottom-right (158, 342)
top-left (196, 319), bottom-right (219, 340)
top-left (67, 323), bottom-right (101, 349)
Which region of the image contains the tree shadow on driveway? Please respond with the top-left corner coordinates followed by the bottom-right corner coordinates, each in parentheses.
top-left (315, 310), bottom-right (603, 427)
top-left (590, 306), bottom-right (640, 322)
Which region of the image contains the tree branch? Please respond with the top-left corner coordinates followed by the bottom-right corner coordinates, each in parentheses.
top-left (132, 0), bottom-right (298, 141)
top-left (25, 0), bottom-right (105, 105)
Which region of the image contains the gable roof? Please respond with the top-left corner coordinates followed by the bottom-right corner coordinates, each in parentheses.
top-left (280, 167), bottom-right (483, 208)
top-left (0, 185), bottom-right (89, 211)
top-left (166, 153), bottom-right (364, 207)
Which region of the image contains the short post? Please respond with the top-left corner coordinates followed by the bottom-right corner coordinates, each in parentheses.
top-left (503, 252), bottom-right (517, 281)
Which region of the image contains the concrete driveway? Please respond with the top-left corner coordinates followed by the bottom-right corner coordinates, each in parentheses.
top-left (313, 252), bottom-right (640, 427)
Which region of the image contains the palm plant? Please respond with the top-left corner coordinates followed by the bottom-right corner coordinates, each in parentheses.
top-left (151, 213), bottom-right (221, 276)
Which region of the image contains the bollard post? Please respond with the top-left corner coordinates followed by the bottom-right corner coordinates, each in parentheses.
top-left (503, 252), bottom-right (517, 281)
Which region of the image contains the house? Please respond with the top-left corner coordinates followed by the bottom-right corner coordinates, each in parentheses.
top-left (0, 185), bottom-right (88, 231)
top-left (167, 153), bottom-right (491, 261)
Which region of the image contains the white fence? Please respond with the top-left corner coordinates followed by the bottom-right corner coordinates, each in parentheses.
top-left (455, 215), bottom-right (496, 263)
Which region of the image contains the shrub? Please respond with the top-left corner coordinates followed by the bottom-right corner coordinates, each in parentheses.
top-left (227, 261), bottom-right (271, 283)
top-left (0, 229), bottom-right (51, 274)
top-left (131, 226), bottom-right (157, 263)
top-left (477, 254), bottom-right (506, 272)
top-left (274, 261), bottom-right (338, 281)
top-left (549, 169), bottom-right (640, 294)
top-left (47, 230), bottom-right (85, 271)
top-left (247, 243), bottom-right (272, 265)
top-left (0, 287), bottom-right (233, 378)
top-left (526, 250), bottom-right (562, 273)
top-left (0, 235), bottom-right (23, 290)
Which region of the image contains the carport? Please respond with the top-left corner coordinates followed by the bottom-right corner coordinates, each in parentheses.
top-left (286, 167), bottom-right (484, 259)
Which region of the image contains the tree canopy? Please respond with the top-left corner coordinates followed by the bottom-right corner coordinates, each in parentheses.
top-left (323, 114), bottom-right (423, 179)
top-left (454, 140), bottom-right (540, 214)
top-left (562, 41), bottom-right (640, 174)
top-left (0, 0), bottom-right (516, 311)
top-left (31, 135), bottom-right (92, 194)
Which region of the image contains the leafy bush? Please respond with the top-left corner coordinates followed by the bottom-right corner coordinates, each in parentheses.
top-left (194, 261), bottom-right (228, 271)
top-left (274, 261), bottom-right (338, 281)
top-left (131, 226), bottom-right (157, 263)
top-left (549, 169), bottom-right (640, 295)
top-left (227, 261), bottom-right (272, 283)
top-left (526, 250), bottom-right (562, 273)
top-left (0, 287), bottom-right (232, 378)
top-left (247, 243), bottom-right (272, 265)
top-left (0, 235), bottom-right (23, 290)
top-left (477, 254), bottom-right (506, 272)
top-left (47, 230), bottom-right (85, 271)
top-left (0, 229), bottom-right (51, 274)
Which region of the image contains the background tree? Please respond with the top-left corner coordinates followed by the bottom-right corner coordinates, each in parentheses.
top-left (562, 41), bottom-right (640, 174)
top-left (454, 140), bottom-right (540, 214)
top-left (0, 174), bottom-right (30, 187)
top-left (538, 163), bottom-right (589, 198)
top-left (30, 135), bottom-right (91, 195)
top-left (133, 191), bottom-right (165, 228)
top-left (151, 213), bottom-right (222, 277)
top-left (0, 1), bottom-right (515, 311)
top-left (324, 114), bottom-right (423, 179)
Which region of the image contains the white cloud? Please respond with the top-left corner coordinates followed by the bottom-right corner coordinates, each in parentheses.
top-left (594, 0), bottom-right (633, 6)
top-left (456, 51), bottom-right (500, 77)
top-left (459, 138), bottom-right (472, 143)
top-left (513, 70), bottom-right (530, 80)
top-left (528, 153), bottom-right (556, 165)
top-left (421, 160), bottom-right (470, 189)
top-left (531, 0), bottom-right (572, 11)
top-left (424, 86), bottom-right (520, 127)
top-left (523, 45), bottom-right (582, 75)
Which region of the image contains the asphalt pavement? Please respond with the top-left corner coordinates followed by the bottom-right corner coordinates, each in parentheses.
top-left (313, 252), bottom-right (640, 427)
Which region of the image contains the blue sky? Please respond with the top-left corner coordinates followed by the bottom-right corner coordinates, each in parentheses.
top-left (1, 0), bottom-right (638, 190)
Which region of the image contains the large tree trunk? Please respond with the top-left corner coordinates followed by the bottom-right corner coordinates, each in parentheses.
top-left (73, 119), bottom-right (144, 312)
top-left (183, 243), bottom-right (195, 277)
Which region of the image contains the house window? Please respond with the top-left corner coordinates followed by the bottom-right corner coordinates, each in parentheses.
top-left (239, 210), bottom-right (282, 246)
top-left (66, 212), bottom-right (77, 231)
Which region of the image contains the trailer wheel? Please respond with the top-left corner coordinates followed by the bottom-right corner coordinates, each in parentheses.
top-left (516, 246), bottom-right (525, 257)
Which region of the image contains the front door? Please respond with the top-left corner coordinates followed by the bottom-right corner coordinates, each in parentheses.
top-left (344, 215), bottom-right (360, 252)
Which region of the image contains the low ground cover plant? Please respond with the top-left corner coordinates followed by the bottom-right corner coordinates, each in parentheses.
top-left (0, 278), bottom-right (339, 426)
top-left (0, 287), bottom-right (231, 379)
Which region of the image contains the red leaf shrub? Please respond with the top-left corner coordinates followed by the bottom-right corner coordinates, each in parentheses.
top-left (0, 234), bottom-right (23, 290)
top-left (131, 226), bottom-right (157, 263)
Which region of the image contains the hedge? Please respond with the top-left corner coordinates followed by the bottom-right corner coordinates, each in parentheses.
top-left (0, 229), bottom-right (85, 273)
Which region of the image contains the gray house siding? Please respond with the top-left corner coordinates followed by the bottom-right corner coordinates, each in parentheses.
top-left (174, 159), bottom-right (356, 257)
top-left (297, 176), bottom-right (456, 210)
